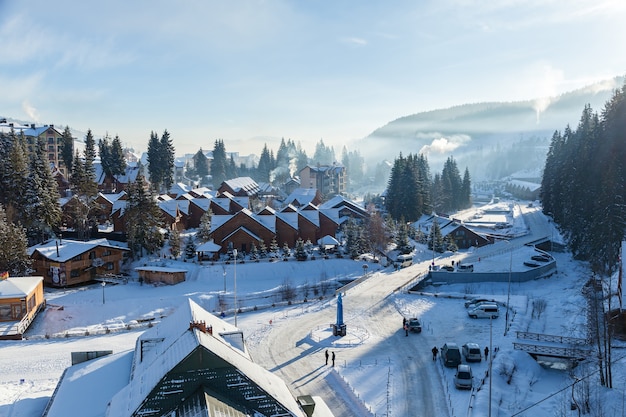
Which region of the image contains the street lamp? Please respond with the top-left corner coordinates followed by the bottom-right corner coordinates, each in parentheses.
top-left (505, 241), bottom-right (513, 336)
top-left (488, 315), bottom-right (493, 417)
top-left (101, 281), bottom-right (106, 305)
top-left (233, 248), bottom-right (238, 327)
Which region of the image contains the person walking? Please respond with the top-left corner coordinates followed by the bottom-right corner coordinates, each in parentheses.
top-left (404, 323), bottom-right (409, 336)
top-left (331, 351), bottom-right (336, 367)
top-left (402, 317), bottom-right (407, 327)
top-left (484, 346), bottom-right (489, 360)
top-left (432, 346), bottom-right (439, 361)
top-left (325, 349), bottom-right (329, 365)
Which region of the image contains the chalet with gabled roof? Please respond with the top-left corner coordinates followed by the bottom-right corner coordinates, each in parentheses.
top-left (28, 238), bottom-right (129, 287)
top-left (218, 177), bottom-right (260, 198)
top-left (43, 299), bottom-right (322, 416)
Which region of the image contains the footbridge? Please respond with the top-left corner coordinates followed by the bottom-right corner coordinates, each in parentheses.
top-left (513, 331), bottom-right (592, 360)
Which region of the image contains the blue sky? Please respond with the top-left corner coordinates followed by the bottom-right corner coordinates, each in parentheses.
top-left (1, 0), bottom-right (625, 156)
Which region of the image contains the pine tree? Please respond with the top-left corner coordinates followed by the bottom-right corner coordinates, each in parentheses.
top-left (269, 238), bottom-right (279, 258)
top-left (258, 240), bottom-right (268, 258)
top-left (193, 148), bottom-right (209, 183)
top-left (294, 238), bottom-right (307, 261)
top-left (82, 130), bottom-right (98, 198)
top-left (184, 235), bottom-right (197, 259)
top-left (160, 130), bottom-right (175, 192)
top-left (395, 220), bottom-right (412, 254)
top-left (282, 242), bottom-right (290, 259)
top-left (249, 242), bottom-right (259, 261)
top-left (169, 229), bottom-right (181, 258)
top-left (257, 144), bottom-right (272, 182)
top-left (211, 139), bottom-right (228, 187)
top-left (147, 131), bottom-right (162, 189)
top-left (61, 126), bottom-right (74, 175)
top-left (197, 209), bottom-right (213, 242)
top-left (0, 204), bottom-right (31, 275)
top-left (125, 173), bottom-right (164, 258)
top-left (110, 135), bottom-right (127, 176)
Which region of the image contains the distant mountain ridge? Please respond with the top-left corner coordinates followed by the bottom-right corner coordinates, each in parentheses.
top-left (355, 76), bottom-right (624, 181)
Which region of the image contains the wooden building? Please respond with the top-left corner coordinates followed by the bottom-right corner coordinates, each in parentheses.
top-left (135, 266), bottom-right (187, 285)
top-left (28, 239), bottom-right (129, 287)
top-left (0, 276), bottom-right (46, 340)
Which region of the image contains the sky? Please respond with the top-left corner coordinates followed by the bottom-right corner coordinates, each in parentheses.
top-left (1, 201), bottom-right (625, 416)
top-left (1, 1), bottom-right (626, 157)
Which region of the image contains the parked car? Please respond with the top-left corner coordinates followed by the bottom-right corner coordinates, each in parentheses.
top-left (441, 342), bottom-right (462, 367)
top-left (462, 343), bottom-right (482, 362)
top-left (468, 303), bottom-right (499, 319)
top-left (442, 265), bottom-right (455, 272)
top-left (464, 298), bottom-right (496, 309)
top-left (457, 263), bottom-right (474, 272)
top-left (408, 318), bottom-right (422, 333)
top-left (454, 364), bottom-right (473, 389)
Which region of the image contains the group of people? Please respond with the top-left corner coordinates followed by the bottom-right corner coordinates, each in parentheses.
top-left (325, 349), bottom-right (336, 366)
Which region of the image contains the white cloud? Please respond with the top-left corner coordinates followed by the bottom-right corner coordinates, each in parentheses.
top-left (341, 37), bottom-right (368, 46)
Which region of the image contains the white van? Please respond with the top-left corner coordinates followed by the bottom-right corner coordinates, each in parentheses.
top-left (396, 254), bottom-right (413, 268)
top-left (468, 303), bottom-right (499, 319)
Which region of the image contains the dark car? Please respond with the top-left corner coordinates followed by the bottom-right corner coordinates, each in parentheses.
top-left (441, 342), bottom-right (462, 367)
top-left (408, 318), bottom-right (422, 333)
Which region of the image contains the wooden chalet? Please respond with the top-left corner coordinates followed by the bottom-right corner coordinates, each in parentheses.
top-left (0, 275), bottom-right (45, 340)
top-left (28, 238), bottom-right (129, 287)
top-left (43, 299), bottom-right (318, 417)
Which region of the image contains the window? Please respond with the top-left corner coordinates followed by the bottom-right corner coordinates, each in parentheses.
top-left (71, 254), bottom-right (83, 262)
top-left (48, 145), bottom-right (55, 152)
top-left (89, 251), bottom-right (96, 260)
top-left (48, 137), bottom-right (54, 144)
top-left (70, 269), bottom-right (81, 278)
top-left (105, 262), bottom-right (114, 271)
top-left (48, 154), bottom-right (55, 161)
top-left (102, 250), bottom-right (111, 257)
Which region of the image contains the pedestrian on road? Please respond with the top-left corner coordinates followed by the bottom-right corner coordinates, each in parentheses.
top-left (402, 317), bottom-right (406, 327)
top-left (432, 346), bottom-right (439, 361)
top-left (404, 323), bottom-right (409, 336)
top-left (325, 349), bottom-right (329, 365)
top-left (484, 346), bottom-right (489, 360)
top-left (332, 351), bottom-right (336, 367)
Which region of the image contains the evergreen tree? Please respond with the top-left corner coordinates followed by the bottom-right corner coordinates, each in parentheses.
top-left (395, 220), bottom-right (413, 254)
top-left (295, 142), bottom-right (309, 174)
top-left (83, 130), bottom-right (98, 198)
top-left (160, 130), bottom-right (175, 192)
top-left (110, 135), bottom-right (127, 176)
top-left (61, 126), bottom-right (74, 175)
top-left (461, 167), bottom-right (472, 209)
top-left (193, 148), bottom-right (209, 183)
top-left (0, 204), bottom-right (31, 276)
top-left (71, 150), bottom-right (87, 194)
top-left (257, 144), bottom-right (273, 182)
top-left (258, 240), bottom-right (268, 258)
top-left (125, 173), bottom-right (164, 258)
top-left (428, 219), bottom-right (444, 253)
top-left (227, 154), bottom-right (238, 180)
top-left (295, 238), bottom-right (307, 260)
top-left (211, 139), bottom-right (228, 186)
top-left (282, 242), bottom-right (290, 258)
top-left (197, 209), bottom-right (213, 242)
top-left (169, 228), bottom-right (181, 258)
top-left (184, 235), bottom-right (197, 259)
top-left (270, 238), bottom-right (279, 258)
top-left (27, 137), bottom-right (62, 242)
top-left (3, 133), bottom-right (30, 223)
top-left (249, 242), bottom-right (259, 260)
top-left (147, 131), bottom-right (162, 189)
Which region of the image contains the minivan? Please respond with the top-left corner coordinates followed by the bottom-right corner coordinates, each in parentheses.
top-left (468, 303), bottom-right (499, 319)
top-left (441, 342), bottom-right (462, 367)
top-left (396, 254), bottom-right (413, 268)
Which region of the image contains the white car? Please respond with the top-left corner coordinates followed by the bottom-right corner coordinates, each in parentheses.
top-left (454, 364), bottom-right (473, 389)
top-left (462, 343), bottom-right (482, 362)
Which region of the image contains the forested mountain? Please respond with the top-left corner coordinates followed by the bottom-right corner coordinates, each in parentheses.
top-left (354, 77), bottom-right (624, 181)
top-left (541, 82), bottom-right (626, 275)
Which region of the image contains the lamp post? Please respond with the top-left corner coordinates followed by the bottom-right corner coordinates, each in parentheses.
top-left (488, 315), bottom-right (493, 417)
top-left (101, 281), bottom-right (106, 305)
top-left (505, 243), bottom-right (513, 335)
top-left (233, 249), bottom-right (238, 327)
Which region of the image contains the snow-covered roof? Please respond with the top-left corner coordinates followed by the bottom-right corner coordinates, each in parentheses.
top-left (317, 235), bottom-right (339, 246)
top-left (98, 191), bottom-right (126, 204)
top-left (196, 240), bottom-right (221, 253)
top-left (222, 177), bottom-right (260, 196)
top-left (0, 276), bottom-right (43, 298)
top-left (135, 266), bottom-right (188, 273)
top-left (158, 199), bottom-right (190, 217)
top-left (168, 182), bottom-right (190, 197)
top-left (28, 239), bottom-right (128, 262)
top-left (106, 299), bottom-right (306, 417)
top-left (285, 188), bottom-right (319, 207)
top-left (44, 351), bottom-right (134, 417)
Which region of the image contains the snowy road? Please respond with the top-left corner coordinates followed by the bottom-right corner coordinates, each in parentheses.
top-left (244, 264), bottom-right (448, 417)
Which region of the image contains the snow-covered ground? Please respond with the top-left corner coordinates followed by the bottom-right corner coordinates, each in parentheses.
top-left (1, 201), bottom-right (625, 417)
